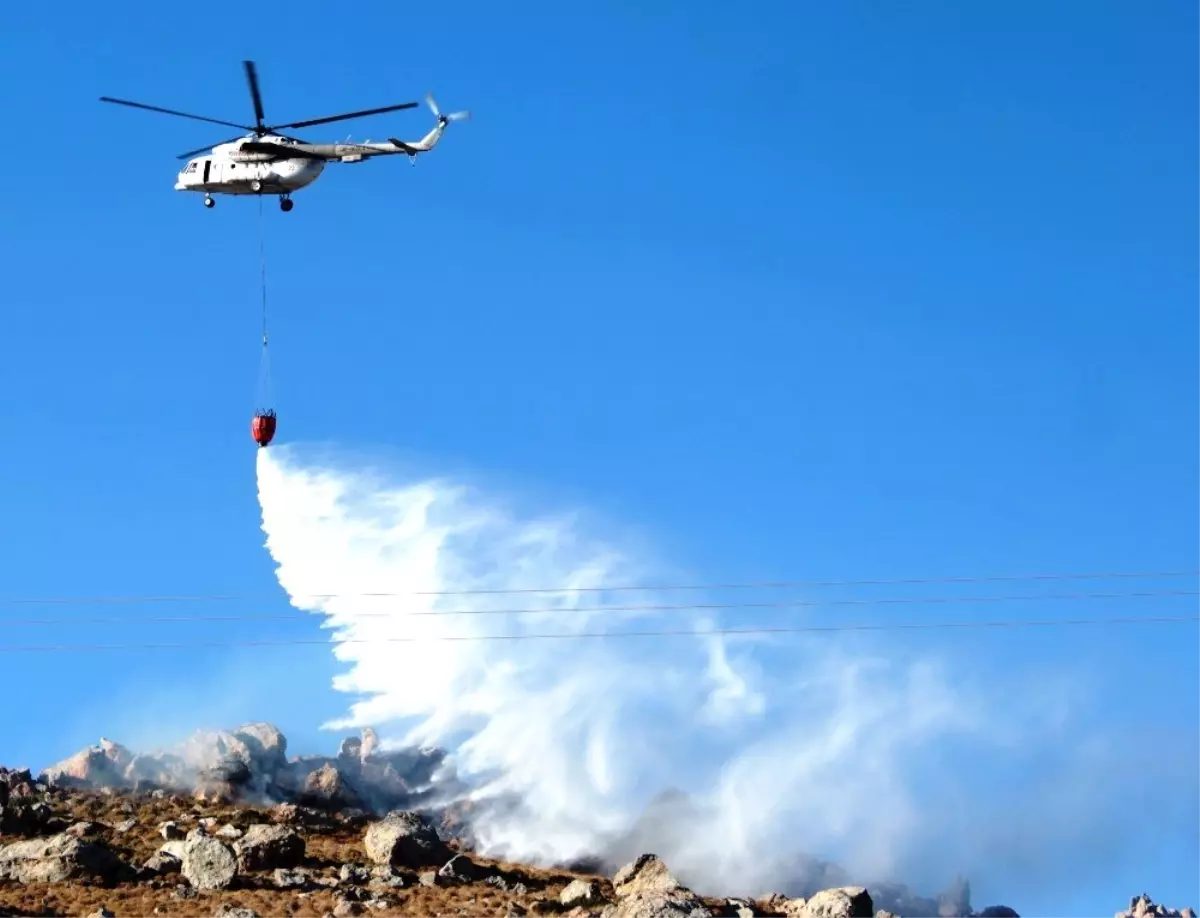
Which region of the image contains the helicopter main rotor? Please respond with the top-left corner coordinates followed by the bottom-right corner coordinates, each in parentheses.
top-left (100, 60), bottom-right (421, 160)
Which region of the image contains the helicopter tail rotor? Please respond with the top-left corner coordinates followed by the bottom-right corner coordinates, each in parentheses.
top-left (426, 93), bottom-right (470, 126)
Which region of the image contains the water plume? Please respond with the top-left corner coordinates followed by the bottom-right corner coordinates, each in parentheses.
top-left (254, 443), bottom-right (1192, 908)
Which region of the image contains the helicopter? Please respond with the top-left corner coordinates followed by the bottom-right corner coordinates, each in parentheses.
top-left (100, 61), bottom-right (470, 211)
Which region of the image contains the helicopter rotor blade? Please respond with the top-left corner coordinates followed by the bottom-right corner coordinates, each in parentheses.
top-left (243, 60), bottom-right (267, 131)
top-left (99, 96), bottom-right (253, 131)
top-left (175, 135), bottom-right (246, 160)
top-left (273, 100), bottom-right (420, 130)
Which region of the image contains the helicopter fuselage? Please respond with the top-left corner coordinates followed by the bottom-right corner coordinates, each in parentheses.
top-left (175, 137), bottom-right (325, 198)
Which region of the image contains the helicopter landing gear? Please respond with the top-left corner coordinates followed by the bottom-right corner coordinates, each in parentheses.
top-left (203, 195), bottom-right (215, 208)
top-left (279, 195), bottom-right (294, 213)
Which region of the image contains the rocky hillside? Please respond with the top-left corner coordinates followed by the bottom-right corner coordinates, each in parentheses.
top-left (0, 723), bottom-right (1187, 918)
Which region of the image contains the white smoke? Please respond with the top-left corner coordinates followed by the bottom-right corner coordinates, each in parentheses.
top-left (253, 443), bottom-right (1180, 904)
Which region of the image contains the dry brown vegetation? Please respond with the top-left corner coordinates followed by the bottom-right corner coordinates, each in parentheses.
top-left (0, 788), bottom-right (744, 918)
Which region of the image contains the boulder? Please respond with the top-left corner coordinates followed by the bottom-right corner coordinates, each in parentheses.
top-left (232, 723), bottom-right (288, 773)
top-left (976, 909), bottom-right (1020, 918)
top-left (234, 824), bottom-right (305, 871)
top-left (362, 811), bottom-right (450, 869)
top-left (41, 740), bottom-right (133, 789)
top-left (0, 799), bottom-right (60, 836)
top-left (0, 831), bottom-right (127, 883)
top-left (1117, 896), bottom-right (1193, 918)
top-left (273, 866), bottom-right (313, 889)
top-left (561, 879), bottom-right (606, 908)
top-left (601, 889), bottom-right (713, 918)
top-left (181, 832), bottom-right (237, 890)
top-left (437, 853), bottom-right (492, 885)
top-left (302, 763), bottom-right (365, 810)
top-left (725, 900), bottom-right (755, 918)
top-left (613, 854), bottom-right (682, 899)
top-left (797, 888), bottom-right (873, 918)
top-left (194, 755), bottom-right (253, 804)
top-left (141, 850), bottom-right (182, 877)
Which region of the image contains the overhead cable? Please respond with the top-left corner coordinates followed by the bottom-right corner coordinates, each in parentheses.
top-left (0, 568), bottom-right (1195, 606)
top-left (1, 588), bottom-right (1194, 627)
top-left (0, 614), bottom-right (1194, 653)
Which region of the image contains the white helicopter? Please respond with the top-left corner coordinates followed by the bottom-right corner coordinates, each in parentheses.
top-left (100, 61), bottom-right (469, 211)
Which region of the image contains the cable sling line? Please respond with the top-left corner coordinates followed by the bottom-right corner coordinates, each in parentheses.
top-left (251, 194), bottom-right (276, 447)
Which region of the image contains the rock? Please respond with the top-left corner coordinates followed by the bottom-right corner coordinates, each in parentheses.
top-left (725, 900), bottom-right (755, 918)
top-left (561, 879), bottom-right (606, 908)
top-left (0, 798), bottom-right (60, 835)
top-left (602, 890), bottom-right (713, 918)
top-left (141, 851), bottom-right (182, 877)
top-left (194, 755), bottom-right (253, 804)
top-left (339, 738), bottom-right (364, 762)
top-left (975, 909), bottom-right (1019, 918)
top-left (487, 875), bottom-right (529, 895)
top-left (87, 910), bottom-right (115, 918)
top-left (274, 866), bottom-right (313, 889)
top-left (0, 831), bottom-right (127, 883)
top-left (41, 738), bottom-right (134, 789)
top-left (114, 818), bottom-right (136, 833)
top-left (797, 888), bottom-right (873, 918)
top-left (160, 821), bottom-right (184, 840)
top-left (212, 906), bottom-right (262, 918)
top-left (235, 824), bottom-right (305, 871)
top-left (368, 864), bottom-right (409, 889)
top-left (232, 722), bottom-right (288, 773)
top-left (437, 852), bottom-right (492, 885)
top-left (303, 763), bottom-right (365, 809)
top-left (614, 854), bottom-right (682, 899)
top-left (334, 897), bottom-right (364, 918)
top-left (362, 810), bottom-right (451, 869)
top-left (419, 870), bottom-right (438, 887)
top-left (65, 821), bottom-right (101, 838)
top-left (340, 863), bottom-right (371, 885)
top-left (271, 803), bottom-right (302, 824)
top-left (180, 832), bottom-right (237, 890)
top-left (1116, 896), bottom-right (1193, 918)
top-left (160, 840), bottom-right (187, 860)
top-left (217, 823), bottom-right (243, 839)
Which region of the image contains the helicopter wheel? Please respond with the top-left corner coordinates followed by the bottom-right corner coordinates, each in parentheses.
top-left (203, 196), bottom-right (215, 208)
top-left (280, 196), bottom-right (294, 213)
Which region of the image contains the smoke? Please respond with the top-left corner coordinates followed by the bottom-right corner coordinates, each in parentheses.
top-left (253, 443), bottom-right (1189, 904)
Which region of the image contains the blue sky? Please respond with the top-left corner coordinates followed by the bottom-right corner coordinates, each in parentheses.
top-left (1, 1), bottom-right (1197, 914)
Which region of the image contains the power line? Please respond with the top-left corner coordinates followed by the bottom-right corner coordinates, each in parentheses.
top-left (0, 568), bottom-right (1195, 606)
top-left (1, 589), bottom-right (1194, 628)
top-left (0, 614), bottom-right (1194, 653)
